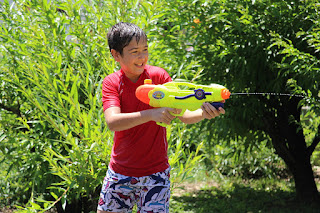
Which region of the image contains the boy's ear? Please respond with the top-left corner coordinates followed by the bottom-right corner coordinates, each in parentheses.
top-left (111, 49), bottom-right (121, 62)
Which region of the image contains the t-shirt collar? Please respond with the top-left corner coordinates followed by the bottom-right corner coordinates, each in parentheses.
top-left (120, 67), bottom-right (148, 86)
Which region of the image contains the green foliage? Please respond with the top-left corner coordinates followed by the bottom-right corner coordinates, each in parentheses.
top-left (0, 0), bottom-right (204, 211)
top-left (151, 0), bottom-right (320, 201)
top-left (203, 138), bottom-right (288, 179)
top-left (157, 0), bottom-right (320, 139)
top-left (1, 0), bottom-right (320, 211)
top-left (167, 122), bottom-right (205, 187)
top-left (1, 0), bottom-right (113, 209)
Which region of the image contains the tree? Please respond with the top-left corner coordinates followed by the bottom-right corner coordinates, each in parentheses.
top-left (159, 0), bottom-right (320, 203)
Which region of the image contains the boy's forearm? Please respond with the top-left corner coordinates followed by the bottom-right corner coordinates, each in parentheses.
top-left (105, 107), bottom-right (178, 131)
top-left (179, 103), bottom-right (225, 124)
top-left (105, 110), bottom-right (153, 131)
top-left (178, 109), bottom-right (205, 124)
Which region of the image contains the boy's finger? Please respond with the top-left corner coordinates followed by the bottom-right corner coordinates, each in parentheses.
top-left (164, 108), bottom-right (175, 119)
top-left (202, 103), bottom-right (219, 118)
top-left (167, 108), bottom-right (182, 115)
top-left (174, 108), bottom-right (182, 114)
top-left (163, 113), bottom-right (173, 124)
top-left (167, 108), bottom-right (176, 113)
top-left (218, 108), bottom-right (226, 114)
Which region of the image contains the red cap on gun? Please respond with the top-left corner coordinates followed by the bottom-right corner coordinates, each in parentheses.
top-left (135, 79), bottom-right (155, 104)
top-left (221, 89), bottom-right (231, 100)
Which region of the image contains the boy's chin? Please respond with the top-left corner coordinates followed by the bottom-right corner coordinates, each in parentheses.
top-left (135, 66), bottom-right (146, 73)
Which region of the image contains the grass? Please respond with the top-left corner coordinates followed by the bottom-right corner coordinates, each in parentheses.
top-left (170, 167), bottom-right (320, 213)
top-left (1, 162), bottom-right (320, 212)
top-left (171, 183), bottom-right (319, 213)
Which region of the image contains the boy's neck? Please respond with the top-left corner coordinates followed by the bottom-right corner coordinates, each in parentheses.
top-left (123, 71), bottom-right (141, 83)
top-left (128, 76), bottom-right (140, 83)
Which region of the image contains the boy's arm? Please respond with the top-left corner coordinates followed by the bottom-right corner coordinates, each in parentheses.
top-left (105, 106), bottom-right (180, 131)
top-left (178, 102), bottom-right (225, 124)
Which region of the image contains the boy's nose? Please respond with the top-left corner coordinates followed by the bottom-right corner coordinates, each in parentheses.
top-left (138, 52), bottom-right (148, 59)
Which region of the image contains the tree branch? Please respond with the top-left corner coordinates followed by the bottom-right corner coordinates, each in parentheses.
top-left (307, 124), bottom-right (320, 157)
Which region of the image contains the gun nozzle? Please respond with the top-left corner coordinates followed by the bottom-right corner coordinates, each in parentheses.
top-left (221, 89), bottom-right (231, 99)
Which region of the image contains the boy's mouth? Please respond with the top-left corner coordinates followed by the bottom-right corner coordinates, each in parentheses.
top-left (135, 63), bottom-right (145, 68)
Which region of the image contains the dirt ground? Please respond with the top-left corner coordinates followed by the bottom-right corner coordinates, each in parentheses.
top-left (0, 207), bottom-right (14, 213)
top-left (172, 180), bottom-right (219, 197)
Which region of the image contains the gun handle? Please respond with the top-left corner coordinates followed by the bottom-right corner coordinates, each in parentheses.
top-left (156, 122), bottom-right (169, 127)
top-left (156, 109), bottom-right (186, 127)
top-left (210, 102), bottom-right (224, 109)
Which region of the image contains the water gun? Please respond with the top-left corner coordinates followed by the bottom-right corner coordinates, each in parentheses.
top-left (136, 79), bottom-right (231, 126)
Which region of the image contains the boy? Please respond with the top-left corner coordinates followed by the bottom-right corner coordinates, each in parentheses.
top-left (98, 22), bottom-right (225, 213)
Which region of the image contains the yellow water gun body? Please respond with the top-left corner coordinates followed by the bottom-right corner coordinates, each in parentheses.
top-left (136, 79), bottom-right (230, 126)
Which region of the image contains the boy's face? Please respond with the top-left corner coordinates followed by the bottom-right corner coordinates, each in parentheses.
top-left (111, 37), bottom-right (148, 83)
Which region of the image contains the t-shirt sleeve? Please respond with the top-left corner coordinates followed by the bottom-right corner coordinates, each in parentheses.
top-left (102, 76), bottom-right (120, 111)
top-left (161, 69), bottom-right (172, 84)
top-left (153, 67), bottom-right (172, 84)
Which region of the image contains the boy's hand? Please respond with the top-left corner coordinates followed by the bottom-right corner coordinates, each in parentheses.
top-left (171, 108), bottom-right (183, 116)
top-left (151, 107), bottom-right (180, 125)
top-left (201, 102), bottom-right (225, 119)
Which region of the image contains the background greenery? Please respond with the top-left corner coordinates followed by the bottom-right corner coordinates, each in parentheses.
top-left (0, 0), bottom-right (319, 212)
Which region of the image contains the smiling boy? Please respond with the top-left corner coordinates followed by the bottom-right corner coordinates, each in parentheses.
top-left (97, 22), bottom-right (225, 213)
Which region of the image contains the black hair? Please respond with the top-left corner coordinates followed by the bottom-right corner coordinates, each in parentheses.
top-left (107, 22), bottom-right (147, 55)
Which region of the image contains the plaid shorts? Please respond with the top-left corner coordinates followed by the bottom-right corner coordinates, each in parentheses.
top-left (97, 167), bottom-right (171, 213)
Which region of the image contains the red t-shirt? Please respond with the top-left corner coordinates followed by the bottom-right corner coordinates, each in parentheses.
top-left (102, 65), bottom-right (172, 177)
